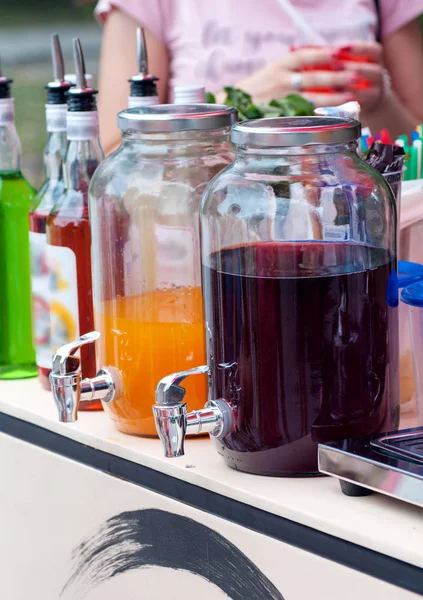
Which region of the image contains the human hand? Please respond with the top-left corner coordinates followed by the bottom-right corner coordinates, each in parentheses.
top-left (234, 46), bottom-right (359, 105)
top-left (325, 41), bottom-right (386, 114)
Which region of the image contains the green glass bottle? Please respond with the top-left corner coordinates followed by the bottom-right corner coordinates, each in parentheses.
top-left (0, 73), bottom-right (37, 379)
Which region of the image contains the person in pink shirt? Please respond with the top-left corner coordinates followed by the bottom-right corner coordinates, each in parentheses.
top-left (96, 0), bottom-right (423, 154)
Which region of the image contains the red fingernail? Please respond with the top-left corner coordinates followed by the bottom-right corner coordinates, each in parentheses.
top-left (332, 63), bottom-right (345, 71)
top-left (339, 45), bottom-right (352, 52)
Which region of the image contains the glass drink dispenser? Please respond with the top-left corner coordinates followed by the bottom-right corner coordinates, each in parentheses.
top-left (153, 117), bottom-right (400, 475)
top-left (50, 104), bottom-right (236, 435)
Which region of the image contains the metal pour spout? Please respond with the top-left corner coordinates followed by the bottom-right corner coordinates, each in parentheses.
top-left (50, 332), bottom-right (116, 423)
top-left (67, 38), bottom-right (98, 111)
top-left (46, 34), bottom-right (72, 104)
top-left (136, 27), bottom-right (148, 77)
top-left (128, 27), bottom-right (159, 103)
top-left (51, 33), bottom-right (65, 83)
top-left (73, 37), bottom-right (88, 90)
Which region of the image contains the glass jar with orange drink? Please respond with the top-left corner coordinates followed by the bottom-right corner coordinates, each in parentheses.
top-left (88, 104), bottom-right (236, 435)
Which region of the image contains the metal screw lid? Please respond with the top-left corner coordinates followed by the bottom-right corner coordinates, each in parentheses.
top-left (117, 104), bottom-right (237, 133)
top-left (231, 116), bottom-right (361, 147)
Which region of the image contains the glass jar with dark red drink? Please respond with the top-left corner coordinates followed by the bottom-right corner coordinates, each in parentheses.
top-left (153, 116), bottom-right (400, 477)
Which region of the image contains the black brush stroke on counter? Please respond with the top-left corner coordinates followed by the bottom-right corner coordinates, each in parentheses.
top-left (61, 509), bottom-right (283, 599)
top-left (2, 413), bottom-right (423, 596)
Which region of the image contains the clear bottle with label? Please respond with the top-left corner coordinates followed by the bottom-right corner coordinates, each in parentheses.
top-left (0, 72), bottom-right (37, 379)
top-left (46, 39), bottom-right (104, 408)
top-left (87, 104), bottom-right (236, 435)
top-left (29, 34), bottom-right (72, 390)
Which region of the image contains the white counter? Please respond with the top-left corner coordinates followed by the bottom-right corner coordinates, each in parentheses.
top-left (1, 377), bottom-right (422, 572)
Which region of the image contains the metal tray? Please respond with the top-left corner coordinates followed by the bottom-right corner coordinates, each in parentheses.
top-left (318, 427), bottom-right (423, 506)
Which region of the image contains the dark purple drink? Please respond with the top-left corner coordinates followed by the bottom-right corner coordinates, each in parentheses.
top-left (203, 241), bottom-right (399, 476)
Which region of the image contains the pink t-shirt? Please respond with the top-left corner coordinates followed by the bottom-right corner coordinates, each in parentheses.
top-left (96, 0), bottom-right (423, 93)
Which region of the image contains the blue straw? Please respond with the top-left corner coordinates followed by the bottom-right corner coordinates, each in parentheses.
top-left (412, 130), bottom-right (421, 143)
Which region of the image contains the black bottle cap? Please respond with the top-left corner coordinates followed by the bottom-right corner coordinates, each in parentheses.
top-left (129, 75), bottom-right (159, 97)
top-left (46, 81), bottom-right (73, 105)
top-left (0, 77), bottom-right (12, 99)
top-left (67, 88), bottom-right (98, 112)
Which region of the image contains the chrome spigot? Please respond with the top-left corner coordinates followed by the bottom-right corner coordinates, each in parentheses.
top-left (153, 366), bottom-right (235, 458)
top-left (50, 331), bottom-right (115, 423)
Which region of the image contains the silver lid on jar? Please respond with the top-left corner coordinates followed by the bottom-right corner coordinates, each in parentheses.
top-left (118, 104), bottom-right (237, 133)
top-left (231, 116), bottom-right (361, 147)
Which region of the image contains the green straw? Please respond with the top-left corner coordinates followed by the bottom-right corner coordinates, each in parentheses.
top-left (409, 145), bottom-right (418, 180)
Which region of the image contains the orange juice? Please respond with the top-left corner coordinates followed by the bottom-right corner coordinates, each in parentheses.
top-left (96, 286), bottom-right (207, 436)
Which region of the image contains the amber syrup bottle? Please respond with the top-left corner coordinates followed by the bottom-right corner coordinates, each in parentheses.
top-left (46, 38), bottom-right (104, 409)
top-left (29, 34), bottom-right (72, 390)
